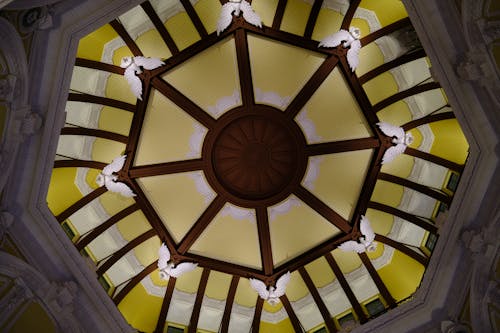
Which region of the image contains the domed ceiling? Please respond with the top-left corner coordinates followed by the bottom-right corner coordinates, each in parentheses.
top-left (47, 0), bottom-right (469, 332)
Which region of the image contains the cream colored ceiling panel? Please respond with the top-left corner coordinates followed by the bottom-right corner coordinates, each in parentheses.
top-left (356, 42), bottom-right (385, 77)
top-left (371, 180), bottom-right (404, 207)
top-left (363, 72), bottom-right (399, 105)
top-left (297, 68), bottom-right (372, 143)
top-left (98, 191), bottom-right (135, 216)
top-left (175, 266), bottom-right (204, 294)
top-left (280, 0), bottom-right (312, 35)
top-left (135, 29), bottom-right (172, 60)
top-left (91, 138), bottom-right (126, 164)
top-left (330, 249), bottom-right (362, 274)
top-left (270, 195), bottom-right (341, 267)
top-left (365, 209), bottom-right (393, 237)
top-left (193, 0), bottom-right (221, 34)
top-left (303, 150), bottom-right (373, 221)
top-left (135, 89), bottom-right (206, 165)
top-left (305, 257), bottom-right (335, 288)
top-left (234, 278), bottom-right (258, 308)
top-left (198, 304), bottom-right (223, 332)
top-left (134, 236), bottom-right (161, 267)
top-left (163, 37), bottom-right (240, 115)
top-left (251, 0), bottom-right (279, 27)
top-left (205, 270), bottom-right (232, 301)
top-left (248, 34), bottom-right (326, 110)
top-left (380, 154), bottom-right (414, 179)
top-left (311, 7), bottom-right (343, 42)
top-left (285, 270), bottom-right (308, 302)
top-left (189, 203), bottom-right (262, 269)
top-left (137, 172), bottom-right (216, 243)
top-left (165, 12), bottom-right (201, 51)
top-left (117, 210), bottom-right (152, 241)
top-left (377, 100), bottom-right (412, 126)
top-left (98, 106), bottom-right (133, 136)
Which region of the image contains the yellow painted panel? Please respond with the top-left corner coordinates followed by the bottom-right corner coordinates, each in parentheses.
top-left (311, 8), bottom-right (343, 41)
top-left (105, 72), bottom-right (137, 104)
top-left (112, 45), bottom-right (134, 67)
top-left (377, 250), bottom-right (424, 302)
top-left (134, 236), bottom-right (160, 267)
top-left (305, 256), bottom-right (335, 288)
top-left (300, 68), bottom-right (371, 142)
top-left (260, 318), bottom-right (295, 333)
top-left (9, 301), bottom-right (56, 333)
top-left (135, 29), bottom-right (172, 59)
top-left (85, 168), bottom-right (101, 190)
top-left (91, 138), bottom-right (126, 164)
top-left (117, 210), bottom-right (152, 241)
top-left (285, 270), bottom-right (308, 301)
top-left (205, 270), bottom-right (232, 300)
top-left (248, 34), bottom-right (325, 109)
top-left (371, 180), bottom-right (404, 207)
top-left (380, 154), bottom-right (414, 179)
top-left (137, 172), bottom-right (213, 243)
top-left (47, 168), bottom-right (82, 216)
top-left (252, 0), bottom-right (279, 27)
top-left (163, 37), bottom-right (240, 112)
top-left (263, 298), bottom-right (283, 313)
top-left (331, 249), bottom-right (362, 274)
top-left (363, 72), bottom-right (399, 105)
top-left (280, 0), bottom-right (312, 35)
top-left (150, 268), bottom-right (169, 287)
top-left (365, 209), bottom-right (393, 236)
top-left (165, 12), bottom-right (201, 51)
top-left (175, 266), bottom-right (204, 294)
top-left (194, 0), bottom-right (221, 34)
top-left (306, 150), bottom-right (373, 220)
top-left (118, 283), bottom-right (162, 332)
top-left (98, 191), bottom-right (135, 216)
top-left (359, 0), bottom-right (408, 27)
top-left (356, 42), bottom-right (387, 77)
top-left (98, 106), bottom-right (133, 136)
top-left (190, 205), bottom-right (262, 269)
top-left (429, 119), bottom-right (469, 164)
top-left (377, 100), bottom-right (412, 126)
top-left (77, 24), bottom-right (119, 61)
top-left (235, 278), bottom-right (258, 307)
top-left (270, 196), bottom-right (341, 266)
top-left (367, 243), bottom-right (385, 260)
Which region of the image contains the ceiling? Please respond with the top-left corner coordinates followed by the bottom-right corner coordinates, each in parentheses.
top-left (46, 0), bottom-right (469, 332)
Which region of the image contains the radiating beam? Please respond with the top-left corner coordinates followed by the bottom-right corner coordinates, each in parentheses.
top-left (60, 127), bottom-right (128, 144)
top-left (109, 19), bottom-right (143, 56)
top-left (304, 0), bottom-right (323, 38)
top-left (404, 147), bottom-right (464, 172)
top-left (113, 261), bottom-right (157, 304)
top-left (154, 276), bottom-right (177, 333)
top-left (68, 93), bottom-right (136, 112)
top-left (251, 297), bottom-right (264, 332)
top-left (235, 29), bottom-right (255, 107)
top-left (220, 276), bottom-right (240, 333)
top-left (180, 0), bottom-right (208, 38)
top-left (256, 207), bottom-right (274, 275)
top-left (54, 159), bottom-right (106, 170)
top-left (298, 267), bottom-right (337, 332)
top-left (187, 268), bottom-right (210, 333)
top-left (129, 159), bottom-right (204, 178)
top-left (305, 137), bottom-right (380, 156)
top-left (375, 234), bottom-right (429, 266)
top-left (141, 1), bottom-right (179, 55)
top-left (75, 58), bottom-right (124, 75)
top-left (373, 82), bottom-right (441, 113)
top-left (341, 0), bottom-right (361, 30)
top-left (402, 111), bottom-right (455, 131)
top-left (367, 201), bottom-right (438, 233)
top-left (360, 17), bottom-right (412, 46)
top-left (56, 187), bottom-right (107, 223)
top-left (280, 295), bottom-right (303, 332)
top-left (325, 253), bottom-right (367, 323)
top-left (358, 252), bottom-right (396, 308)
top-left (273, 0), bottom-right (287, 29)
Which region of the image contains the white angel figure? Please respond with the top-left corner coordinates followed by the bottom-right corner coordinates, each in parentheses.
top-left (338, 215), bottom-right (377, 253)
top-left (120, 56), bottom-right (164, 100)
top-left (319, 27), bottom-right (362, 71)
top-left (249, 271), bottom-right (290, 305)
top-left (217, 0), bottom-right (262, 35)
top-left (96, 155), bottom-right (136, 198)
top-left (158, 243), bottom-right (198, 279)
top-left (377, 122), bottom-right (414, 164)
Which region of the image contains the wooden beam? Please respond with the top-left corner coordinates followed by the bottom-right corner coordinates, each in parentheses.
top-left (75, 58), bottom-right (124, 75)
top-left (341, 0), bottom-right (361, 30)
top-left (404, 147), bottom-right (464, 172)
top-left (220, 276), bottom-right (240, 333)
top-left (96, 229), bottom-right (157, 277)
top-left (235, 29), bottom-right (255, 107)
top-left (305, 137), bottom-right (380, 156)
top-left (378, 172), bottom-right (452, 205)
top-left (360, 17), bottom-right (412, 46)
top-left (402, 111), bottom-right (455, 131)
top-left (54, 159), bottom-right (106, 170)
top-left (375, 234), bottom-right (429, 266)
top-left (109, 19), bottom-right (143, 56)
top-left (56, 187), bottom-right (107, 223)
top-left (68, 93), bottom-right (136, 112)
top-left (367, 201), bottom-right (438, 234)
top-left (154, 276), bottom-right (177, 333)
top-left (324, 253), bottom-right (367, 323)
top-left (251, 297), bottom-right (264, 333)
top-left (298, 267), bottom-right (337, 332)
top-left (272, 0), bottom-right (287, 30)
top-left (129, 159), bottom-right (204, 178)
top-left (180, 0), bottom-right (208, 38)
top-left (304, 0), bottom-right (323, 39)
top-left (358, 49), bottom-right (426, 84)
top-left (188, 268), bottom-right (210, 333)
top-left (113, 261), bottom-right (157, 304)
top-left (373, 82), bottom-right (441, 113)
top-left (140, 1), bottom-right (179, 55)
top-left (256, 207), bottom-right (274, 275)
top-left (60, 127), bottom-right (128, 144)
top-left (178, 195), bottom-right (226, 254)
top-left (151, 77), bottom-right (216, 129)
top-left (76, 204), bottom-right (140, 251)
top-left (358, 252), bottom-right (396, 308)
top-left (280, 295), bottom-right (303, 332)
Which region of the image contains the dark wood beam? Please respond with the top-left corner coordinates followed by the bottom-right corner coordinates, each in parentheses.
top-left (180, 0), bottom-right (208, 38)
top-left (305, 137), bottom-right (379, 156)
top-left (358, 252), bottom-right (396, 308)
top-left (404, 147), bottom-right (464, 172)
top-left (295, 186), bottom-right (351, 233)
top-left (378, 172), bottom-right (452, 205)
top-left (140, 1), bottom-right (179, 55)
top-left (60, 127), bottom-right (128, 144)
top-left (272, 0), bottom-right (287, 29)
top-left (304, 0), bottom-right (323, 39)
top-left (75, 58), bottom-right (124, 75)
top-left (251, 297), bottom-right (264, 333)
top-left (256, 207), bottom-right (274, 275)
top-left (54, 159), bottom-right (106, 170)
top-left (360, 17), bottom-right (412, 46)
top-left (68, 93), bottom-right (136, 112)
top-left (298, 267), bottom-right (337, 332)
top-left (109, 19), bottom-right (143, 56)
top-left (220, 276), bottom-right (240, 333)
top-left (76, 204), bottom-right (140, 251)
top-left (129, 159), bottom-right (204, 178)
top-left (358, 49), bottom-right (426, 84)
top-left (367, 201), bottom-right (438, 234)
top-left (188, 268), bottom-right (210, 333)
top-left (151, 77), bottom-right (216, 129)
top-left (154, 276), bottom-right (177, 333)
top-left (375, 234), bottom-right (429, 266)
top-left (178, 195), bottom-right (226, 254)
top-left (280, 295), bottom-right (303, 332)
top-left (341, 0), bottom-right (361, 30)
top-left (373, 82), bottom-right (441, 113)
top-left (96, 229), bottom-right (157, 277)
top-left (285, 56), bottom-right (339, 119)
top-left (235, 28), bottom-right (255, 107)
top-left (56, 187), bottom-right (107, 223)
top-left (402, 111), bottom-right (455, 131)
top-left (113, 261), bottom-right (157, 304)
top-left (324, 253), bottom-right (367, 323)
